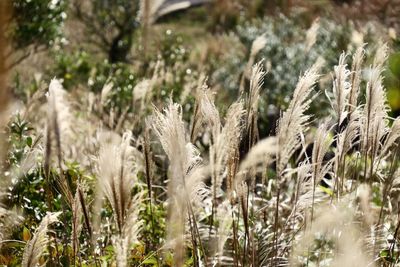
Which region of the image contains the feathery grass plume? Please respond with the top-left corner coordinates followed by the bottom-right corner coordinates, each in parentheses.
top-left (276, 64), bottom-right (320, 176)
top-left (184, 163), bottom-right (209, 207)
top-left (22, 212), bottom-right (61, 267)
top-left (305, 18), bottom-right (320, 52)
top-left (132, 79), bottom-right (150, 110)
top-left (274, 63), bottom-right (319, 262)
top-left (293, 162), bottom-right (329, 230)
top-left (311, 123), bottom-right (333, 219)
top-left (373, 43), bottom-right (388, 68)
top-left (244, 61), bottom-right (265, 151)
top-left (100, 81), bottom-right (113, 106)
top-left (328, 52), bottom-right (351, 127)
top-left (356, 184), bottom-right (374, 226)
top-left (312, 123), bottom-right (333, 184)
top-left (91, 131), bottom-right (122, 251)
top-left (206, 100), bottom-right (245, 245)
top-left (247, 34), bottom-right (267, 74)
top-left (348, 45), bottom-right (365, 112)
top-left (336, 109), bottom-right (361, 160)
top-left (290, 161), bottom-right (313, 215)
top-left (200, 86), bottom-right (221, 140)
top-left (334, 109), bottom-right (361, 195)
top-left (45, 79), bottom-right (74, 207)
top-left (97, 131), bottom-right (137, 234)
top-left (381, 117), bottom-right (400, 158)
top-left (181, 72), bottom-right (206, 105)
top-left (96, 131), bottom-right (144, 266)
top-left (361, 44), bottom-right (389, 178)
top-left (190, 79), bottom-right (210, 143)
top-left (241, 34), bottom-right (267, 92)
top-left (212, 102), bottom-right (246, 195)
top-left (290, 202), bottom-right (373, 267)
top-left (113, 192), bottom-right (144, 267)
top-left (250, 35), bottom-right (268, 61)
top-left (100, 81), bottom-right (113, 113)
top-left (236, 137), bottom-right (277, 199)
top-left (152, 100), bottom-right (205, 266)
top-left (238, 137), bottom-right (277, 173)
top-left (214, 200), bottom-right (233, 265)
top-left (71, 183), bottom-right (84, 262)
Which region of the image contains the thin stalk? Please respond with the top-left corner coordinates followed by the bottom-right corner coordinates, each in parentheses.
top-left (273, 182), bottom-right (281, 267)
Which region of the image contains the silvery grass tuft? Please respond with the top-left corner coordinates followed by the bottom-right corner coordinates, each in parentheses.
top-left (22, 212), bottom-right (61, 267)
top-left (152, 100), bottom-right (207, 266)
top-left (96, 131), bottom-right (144, 267)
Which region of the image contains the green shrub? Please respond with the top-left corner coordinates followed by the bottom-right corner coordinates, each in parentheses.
top-left (89, 60), bottom-right (137, 115)
top-left (53, 50), bottom-right (92, 89)
top-left (11, 0), bottom-right (67, 50)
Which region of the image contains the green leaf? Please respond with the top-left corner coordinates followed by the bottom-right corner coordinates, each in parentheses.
top-left (22, 226), bottom-right (31, 241)
top-left (389, 52), bottom-right (400, 77)
top-left (26, 136), bottom-right (32, 147)
top-left (380, 249), bottom-right (389, 258)
top-left (319, 185), bottom-right (333, 196)
top-left (142, 256), bottom-right (159, 266)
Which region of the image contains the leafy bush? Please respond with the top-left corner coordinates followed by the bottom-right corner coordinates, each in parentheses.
top-left (52, 50), bottom-right (92, 89)
top-left (11, 0), bottom-right (67, 54)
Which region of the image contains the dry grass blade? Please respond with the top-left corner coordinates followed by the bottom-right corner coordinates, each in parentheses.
top-left (240, 34), bottom-right (267, 92)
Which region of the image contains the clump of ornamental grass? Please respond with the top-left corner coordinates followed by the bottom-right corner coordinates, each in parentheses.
top-left (96, 131), bottom-right (144, 267)
top-left (2, 41), bottom-right (400, 267)
top-left (152, 100), bottom-right (209, 266)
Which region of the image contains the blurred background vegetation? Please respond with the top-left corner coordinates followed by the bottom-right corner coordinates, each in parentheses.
top-left (7, 0), bottom-right (400, 122)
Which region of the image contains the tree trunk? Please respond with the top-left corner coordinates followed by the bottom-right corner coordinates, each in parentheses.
top-left (108, 28), bottom-right (134, 63)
